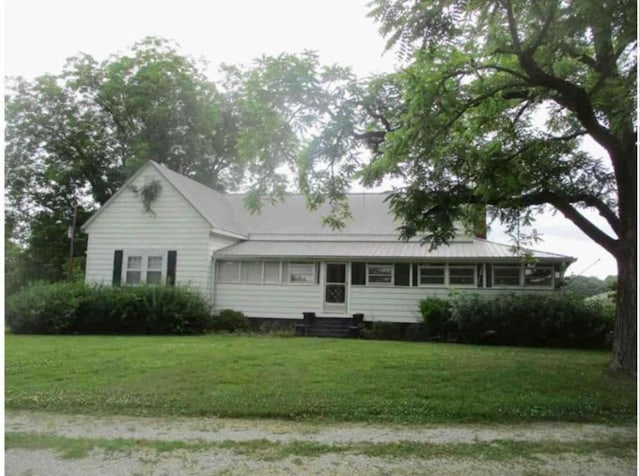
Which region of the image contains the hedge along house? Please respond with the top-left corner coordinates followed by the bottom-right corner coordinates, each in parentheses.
top-left (82, 161), bottom-right (575, 327)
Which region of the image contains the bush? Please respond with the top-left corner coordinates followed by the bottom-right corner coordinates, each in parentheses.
top-left (419, 297), bottom-right (453, 340)
top-left (449, 292), bottom-right (613, 349)
top-left (361, 321), bottom-right (406, 340)
top-left (6, 282), bottom-right (214, 335)
top-left (211, 309), bottom-right (250, 333)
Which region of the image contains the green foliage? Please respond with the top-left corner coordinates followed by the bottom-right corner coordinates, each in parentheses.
top-left (129, 179), bottom-right (163, 216)
top-left (449, 293), bottom-right (613, 349)
top-left (5, 37), bottom-right (247, 286)
top-left (419, 297), bottom-right (452, 339)
top-left (361, 321), bottom-right (406, 341)
top-left (211, 309), bottom-right (250, 333)
top-left (563, 275), bottom-right (612, 298)
top-left (5, 282), bottom-right (213, 335)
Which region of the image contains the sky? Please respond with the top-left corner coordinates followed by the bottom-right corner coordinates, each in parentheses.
top-left (3, 0), bottom-right (618, 278)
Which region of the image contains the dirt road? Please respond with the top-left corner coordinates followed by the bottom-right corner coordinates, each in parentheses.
top-left (5, 411), bottom-right (636, 475)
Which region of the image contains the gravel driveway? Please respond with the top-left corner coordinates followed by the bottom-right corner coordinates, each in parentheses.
top-left (5, 411), bottom-right (637, 475)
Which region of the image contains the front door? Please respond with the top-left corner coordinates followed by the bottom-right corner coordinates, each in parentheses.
top-left (324, 263), bottom-right (347, 314)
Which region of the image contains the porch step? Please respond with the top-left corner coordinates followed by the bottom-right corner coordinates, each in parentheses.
top-left (303, 317), bottom-right (359, 338)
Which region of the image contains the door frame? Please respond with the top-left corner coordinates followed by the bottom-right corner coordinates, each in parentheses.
top-left (323, 262), bottom-right (348, 314)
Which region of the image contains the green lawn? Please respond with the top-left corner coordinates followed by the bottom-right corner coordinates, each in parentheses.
top-left (5, 335), bottom-right (636, 424)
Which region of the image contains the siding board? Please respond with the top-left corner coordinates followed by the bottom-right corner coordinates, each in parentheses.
top-left (84, 166), bottom-right (211, 294)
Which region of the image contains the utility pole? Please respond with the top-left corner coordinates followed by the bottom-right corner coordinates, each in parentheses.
top-left (67, 203), bottom-right (78, 280)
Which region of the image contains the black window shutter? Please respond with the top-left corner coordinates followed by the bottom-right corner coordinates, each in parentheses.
top-left (351, 262), bottom-right (366, 285)
top-left (412, 263), bottom-right (419, 287)
top-left (112, 250), bottom-right (123, 286)
top-left (394, 263), bottom-right (410, 286)
top-left (167, 250), bottom-right (178, 286)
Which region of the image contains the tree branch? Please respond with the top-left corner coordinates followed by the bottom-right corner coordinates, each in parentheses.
top-left (424, 185), bottom-right (620, 255)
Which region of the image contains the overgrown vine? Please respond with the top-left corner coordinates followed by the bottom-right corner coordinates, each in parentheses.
top-left (130, 179), bottom-right (162, 217)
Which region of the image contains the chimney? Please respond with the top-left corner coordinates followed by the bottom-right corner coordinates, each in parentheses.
top-left (473, 205), bottom-right (487, 239)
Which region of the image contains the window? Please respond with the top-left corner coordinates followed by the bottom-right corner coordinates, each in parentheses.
top-left (493, 265), bottom-right (521, 286)
top-left (146, 256), bottom-right (164, 284)
top-left (264, 262), bottom-right (280, 283)
top-left (394, 263), bottom-right (411, 286)
top-left (124, 253), bottom-right (164, 285)
top-left (289, 262), bottom-right (315, 283)
top-left (241, 261), bottom-right (262, 283)
top-left (524, 265), bottom-right (553, 287)
top-left (449, 266), bottom-right (476, 286)
top-left (126, 256), bottom-right (142, 284)
top-left (218, 261), bottom-right (240, 282)
top-left (351, 262), bottom-right (366, 285)
top-left (419, 264), bottom-right (446, 285)
top-left (367, 263), bottom-right (393, 285)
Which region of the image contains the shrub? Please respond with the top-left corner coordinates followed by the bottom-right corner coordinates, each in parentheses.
top-left (211, 309), bottom-right (250, 333)
top-left (6, 282), bottom-right (213, 335)
top-left (361, 321), bottom-right (405, 340)
top-left (403, 323), bottom-right (429, 342)
top-left (419, 297), bottom-right (453, 340)
top-left (449, 292), bottom-right (614, 349)
top-left (5, 281), bottom-right (87, 334)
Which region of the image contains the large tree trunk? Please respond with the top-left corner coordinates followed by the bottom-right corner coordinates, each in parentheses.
top-left (611, 236), bottom-right (637, 376)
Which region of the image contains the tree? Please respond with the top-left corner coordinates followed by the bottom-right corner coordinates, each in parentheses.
top-left (5, 38), bottom-right (246, 289)
top-left (563, 275), bottom-right (612, 299)
top-left (351, 0), bottom-right (634, 374)
top-left (242, 2), bottom-right (635, 375)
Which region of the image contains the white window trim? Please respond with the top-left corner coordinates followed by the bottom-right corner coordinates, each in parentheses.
top-left (262, 261), bottom-right (281, 284)
top-left (418, 264), bottom-right (447, 287)
top-left (216, 260), bottom-right (241, 283)
top-left (524, 265), bottom-right (555, 288)
top-left (287, 262), bottom-right (316, 285)
top-left (492, 264), bottom-right (523, 288)
top-left (448, 264), bottom-right (477, 287)
top-left (122, 251), bottom-right (167, 286)
top-left (366, 263), bottom-right (394, 286)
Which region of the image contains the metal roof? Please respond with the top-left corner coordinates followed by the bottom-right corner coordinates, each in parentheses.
top-left (224, 193), bottom-right (405, 236)
top-left (155, 163), bottom-right (248, 237)
top-left (214, 238), bottom-right (574, 261)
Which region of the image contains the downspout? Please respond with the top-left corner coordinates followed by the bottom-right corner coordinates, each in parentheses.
top-left (211, 256), bottom-right (217, 308)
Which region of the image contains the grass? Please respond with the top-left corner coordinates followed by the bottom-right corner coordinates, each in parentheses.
top-left (5, 432), bottom-right (637, 462)
top-left (5, 335), bottom-right (636, 424)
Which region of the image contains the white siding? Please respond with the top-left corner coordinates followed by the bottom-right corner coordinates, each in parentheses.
top-left (213, 283), bottom-right (322, 319)
top-left (84, 166), bottom-right (211, 294)
top-left (209, 233), bottom-right (238, 257)
top-left (207, 233), bottom-right (240, 301)
top-left (350, 286), bottom-right (557, 323)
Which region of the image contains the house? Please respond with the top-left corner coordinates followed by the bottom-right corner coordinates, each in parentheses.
top-left (81, 161), bottom-right (575, 325)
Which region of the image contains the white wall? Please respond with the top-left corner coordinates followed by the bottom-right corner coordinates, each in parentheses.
top-left (213, 283), bottom-right (322, 319)
top-left (84, 165), bottom-right (212, 293)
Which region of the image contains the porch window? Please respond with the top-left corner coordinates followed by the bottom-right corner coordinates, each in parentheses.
top-left (493, 265), bottom-right (521, 286)
top-left (367, 263), bottom-right (393, 285)
top-left (394, 263), bottom-right (411, 286)
top-left (263, 262), bottom-right (280, 283)
top-left (289, 262), bottom-right (315, 283)
top-left (351, 262), bottom-right (366, 285)
top-left (419, 264), bottom-right (446, 285)
top-left (524, 265), bottom-right (553, 287)
top-left (241, 261), bottom-right (263, 283)
top-left (218, 261), bottom-right (240, 282)
top-left (449, 265), bottom-right (476, 286)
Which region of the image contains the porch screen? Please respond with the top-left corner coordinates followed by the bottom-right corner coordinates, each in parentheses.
top-left (351, 262), bottom-right (366, 285)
